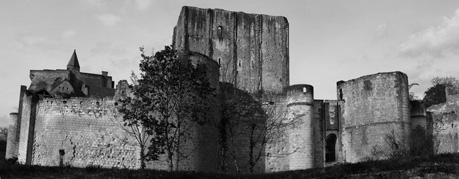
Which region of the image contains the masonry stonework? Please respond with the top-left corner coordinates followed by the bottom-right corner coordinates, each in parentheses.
top-left (32, 98), bottom-right (138, 168)
top-left (337, 72), bottom-right (410, 162)
top-left (173, 6), bottom-right (289, 94)
top-left (7, 6), bottom-right (436, 174)
top-left (427, 90), bottom-right (459, 154)
top-left (5, 112), bottom-right (19, 159)
top-left (286, 85), bottom-right (314, 169)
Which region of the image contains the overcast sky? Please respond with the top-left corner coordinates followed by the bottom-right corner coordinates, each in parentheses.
top-left (1, 0), bottom-right (459, 127)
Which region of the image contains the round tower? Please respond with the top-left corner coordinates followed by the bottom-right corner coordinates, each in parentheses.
top-left (286, 84), bottom-right (314, 170)
top-left (186, 51), bottom-right (220, 92)
top-left (177, 51), bottom-right (220, 172)
top-left (5, 112), bottom-right (19, 159)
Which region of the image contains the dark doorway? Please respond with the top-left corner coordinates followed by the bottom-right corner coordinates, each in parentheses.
top-left (325, 134), bottom-right (337, 162)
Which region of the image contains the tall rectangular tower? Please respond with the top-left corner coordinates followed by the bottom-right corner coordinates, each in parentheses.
top-left (173, 6), bottom-right (289, 94)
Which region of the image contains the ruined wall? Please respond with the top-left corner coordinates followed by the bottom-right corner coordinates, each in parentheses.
top-left (286, 84), bottom-right (314, 170)
top-left (264, 94), bottom-right (289, 172)
top-left (173, 6), bottom-right (289, 94)
top-left (5, 113), bottom-right (19, 159)
top-left (337, 72), bottom-right (410, 163)
top-left (18, 88), bottom-right (33, 164)
top-left (312, 100), bottom-right (325, 168)
top-left (411, 100), bottom-right (427, 130)
top-left (31, 97), bottom-right (139, 168)
top-left (428, 97), bottom-right (459, 154)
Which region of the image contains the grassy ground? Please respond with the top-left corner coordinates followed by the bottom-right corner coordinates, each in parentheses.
top-left (1, 153), bottom-right (459, 179)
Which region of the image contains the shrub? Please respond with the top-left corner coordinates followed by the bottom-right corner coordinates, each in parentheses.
top-left (372, 127), bottom-right (436, 161)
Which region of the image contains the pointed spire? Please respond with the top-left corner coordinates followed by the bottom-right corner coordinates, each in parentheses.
top-left (67, 49), bottom-right (80, 72)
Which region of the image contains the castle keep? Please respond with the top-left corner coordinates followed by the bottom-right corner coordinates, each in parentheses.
top-left (5, 6), bottom-right (443, 173)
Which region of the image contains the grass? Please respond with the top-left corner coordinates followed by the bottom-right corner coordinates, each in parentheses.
top-left (1, 153), bottom-right (459, 179)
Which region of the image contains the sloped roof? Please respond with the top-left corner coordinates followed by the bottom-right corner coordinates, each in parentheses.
top-left (67, 49), bottom-right (80, 69)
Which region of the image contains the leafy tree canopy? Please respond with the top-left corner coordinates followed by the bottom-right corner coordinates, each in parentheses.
top-left (119, 45), bottom-right (214, 170)
top-left (423, 77), bottom-right (459, 108)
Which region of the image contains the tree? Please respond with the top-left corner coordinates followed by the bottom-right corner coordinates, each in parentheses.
top-left (423, 77), bottom-right (459, 108)
top-left (218, 84), bottom-right (299, 173)
top-left (120, 46), bottom-right (214, 171)
top-left (116, 73), bottom-right (151, 169)
top-left (0, 127), bottom-right (7, 141)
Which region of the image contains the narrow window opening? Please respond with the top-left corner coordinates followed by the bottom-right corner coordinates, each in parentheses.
top-left (238, 59), bottom-right (242, 67)
top-left (218, 58), bottom-right (221, 65)
top-left (364, 80), bottom-right (372, 91)
top-left (217, 26), bottom-right (223, 40)
top-left (339, 89), bottom-right (343, 100)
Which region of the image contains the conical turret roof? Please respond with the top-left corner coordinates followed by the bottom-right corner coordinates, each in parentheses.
top-left (67, 49), bottom-right (80, 71)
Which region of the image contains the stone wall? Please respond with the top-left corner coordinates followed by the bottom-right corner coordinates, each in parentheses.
top-left (173, 6), bottom-right (289, 94)
top-left (18, 89), bottom-right (33, 164)
top-left (31, 97), bottom-right (139, 168)
top-left (312, 100), bottom-right (325, 168)
top-left (264, 93), bottom-right (289, 172)
top-left (5, 113), bottom-right (19, 159)
top-left (286, 84), bottom-right (314, 169)
top-left (428, 97), bottom-right (459, 154)
top-left (337, 72), bottom-right (410, 163)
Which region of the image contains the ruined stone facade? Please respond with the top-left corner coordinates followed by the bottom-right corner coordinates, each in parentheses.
top-left (426, 87), bottom-right (459, 154)
top-left (5, 6), bottom-right (437, 173)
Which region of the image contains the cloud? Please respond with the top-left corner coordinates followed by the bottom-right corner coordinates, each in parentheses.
top-left (21, 36), bottom-right (49, 45)
top-left (96, 14), bottom-right (121, 26)
top-left (134, 0), bottom-right (151, 10)
top-left (80, 0), bottom-right (104, 7)
top-left (62, 30), bottom-right (76, 38)
top-left (399, 8), bottom-right (459, 57)
top-left (90, 42), bottom-right (127, 56)
top-left (373, 23), bottom-right (389, 39)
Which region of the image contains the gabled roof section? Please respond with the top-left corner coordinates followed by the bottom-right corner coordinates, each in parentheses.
top-left (67, 49), bottom-right (80, 71)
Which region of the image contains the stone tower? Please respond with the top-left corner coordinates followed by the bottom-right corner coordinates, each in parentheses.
top-left (172, 6), bottom-right (289, 94)
top-left (286, 84), bottom-right (314, 169)
top-left (337, 72), bottom-right (410, 163)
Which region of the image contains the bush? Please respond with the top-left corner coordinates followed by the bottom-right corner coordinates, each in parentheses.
top-left (373, 127), bottom-right (436, 160)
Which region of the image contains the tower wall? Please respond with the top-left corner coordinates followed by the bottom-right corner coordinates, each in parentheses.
top-left (337, 72), bottom-right (410, 163)
top-left (179, 51), bottom-right (221, 172)
top-left (286, 84), bottom-right (314, 169)
top-left (5, 113), bottom-right (19, 159)
top-left (173, 6), bottom-right (289, 94)
top-left (410, 100), bottom-right (427, 130)
top-left (18, 87), bottom-right (32, 164)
